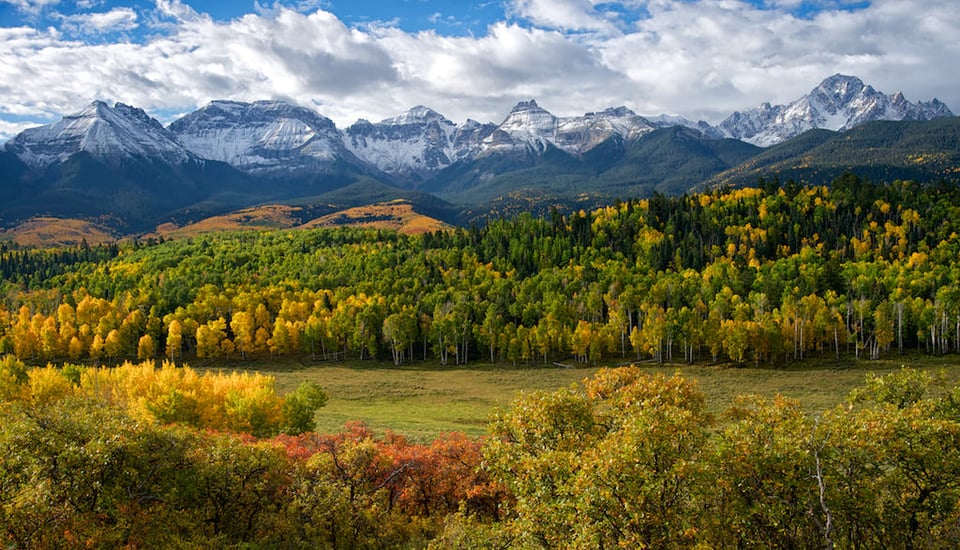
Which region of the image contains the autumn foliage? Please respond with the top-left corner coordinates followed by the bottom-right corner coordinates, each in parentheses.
top-left (0, 357), bottom-right (324, 437)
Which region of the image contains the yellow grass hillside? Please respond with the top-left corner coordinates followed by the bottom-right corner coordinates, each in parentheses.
top-left (155, 205), bottom-right (304, 238)
top-left (1, 217), bottom-right (118, 246)
top-left (300, 200), bottom-right (448, 235)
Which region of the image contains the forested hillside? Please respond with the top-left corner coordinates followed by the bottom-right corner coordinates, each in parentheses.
top-left (5, 176), bottom-right (960, 547)
top-left (3, 174), bottom-right (960, 367)
top-left (707, 116), bottom-right (960, 189)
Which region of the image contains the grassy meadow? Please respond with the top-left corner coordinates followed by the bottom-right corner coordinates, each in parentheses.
top-left (224, 354), bottom-right (960, 441)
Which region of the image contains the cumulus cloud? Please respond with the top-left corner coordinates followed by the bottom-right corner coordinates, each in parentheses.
top-left (369, 22), bottom-right (634, 124)
top-left (0, 0), bottom-right (958, 135)
top-left (591, 0), bottom-right (960, 120)
top-left (0, 6), bottom-right (399, 127)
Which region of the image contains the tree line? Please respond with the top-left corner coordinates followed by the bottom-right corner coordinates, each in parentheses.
top-left (4, 175), bottom-right (960, 367)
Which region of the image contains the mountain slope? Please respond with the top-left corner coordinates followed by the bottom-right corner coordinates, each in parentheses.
top-left (2, 74), bottom-right (957, 237)
top-left (429, 127), bottom-right (760, 205)
top-left (7, 101), bottom-right (193, 169)
top-left (706, 116), bottom-right (960, 189)
top-left (1, 101), bottom-right (263, 232)
top-left (301, 200), bottom-right (450, 234)
top-left (342, 101), bottom-right (657, 183)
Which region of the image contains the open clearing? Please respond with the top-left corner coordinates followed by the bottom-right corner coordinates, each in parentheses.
top-left (224, 355), bottom-right (960, 441)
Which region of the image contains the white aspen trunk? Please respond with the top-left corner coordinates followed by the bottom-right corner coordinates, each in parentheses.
top-left (955, 315), bottom-right (959, 353)
top-left (799, 321), bottom-right (804, 361)
top-left (897, 301), bottom-right (904, 354)
top-left (834, 326), bottom-right (840, 360)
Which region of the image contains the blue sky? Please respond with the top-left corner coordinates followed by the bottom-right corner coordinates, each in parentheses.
top-left (0, 1), bottom-right (507, 36)
top-left (0, 1), bottom-right (957, 140)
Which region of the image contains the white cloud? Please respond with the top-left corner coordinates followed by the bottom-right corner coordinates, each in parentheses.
top-left (0, 119), bottom-right (45, 143)
top-left (58, 7), bottom-right (138, 35)
top-left (0, 0), bottom-right (957, 134)
top-left (0, 0), bottom-right (60, 15)
top-left (508, 0), bottom-right (620, 34)
top-left (369, 22), bottom-right (633, 124)
top-left (154, 0), bottom-right (203, 22)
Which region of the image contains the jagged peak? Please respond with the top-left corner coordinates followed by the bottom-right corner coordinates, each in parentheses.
top-left (48, 100), bottom-right (166, 133)
top-left (813, 74), bottom-right (867, 105)
top-left (6, 98), bottom-right (191, 169)
top-left (82, 99), bottom-right (110, 112)
top-left (817, 73), bottom-right (865, 91)
top-left (75, 100), bottom-right (131, 118)
top-left (510, 99), bottom-right (545, 113)
top-left (588, 106), bottom-right (638, 118)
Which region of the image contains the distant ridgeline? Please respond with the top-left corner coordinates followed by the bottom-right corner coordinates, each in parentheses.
top-left (4, 174), bottom-right (960, 366)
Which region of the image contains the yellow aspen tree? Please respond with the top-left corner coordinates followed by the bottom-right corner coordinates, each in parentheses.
top-left (166, 320), bottom-right (183, 362)
top-left (90, 333), bottom-right (105, 361)
top-left (68, 336), bottom-right (85, 360)
top-left (104, 329), bottom-right (123, 359)
top-left (230, 310), bottom-right (255, 359)
top-left (137, 334), bottom-right (156, 360)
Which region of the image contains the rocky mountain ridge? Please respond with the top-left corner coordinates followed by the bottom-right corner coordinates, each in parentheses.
top-left (4, 74), bottom-right (951, 183)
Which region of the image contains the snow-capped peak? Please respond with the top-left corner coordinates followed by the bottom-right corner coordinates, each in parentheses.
top-left (812, 74), bottom-right (866, 111)
top-left (719, 73), bottom-right (955, 146)
top-left (5, 100), bottom-right (192, 169)
top-left (488, 101), bottom-right (660, 154)
top-left (498, 100), bottom-right (558, 141)
top-left (381, 105), bottom-right (453, 127)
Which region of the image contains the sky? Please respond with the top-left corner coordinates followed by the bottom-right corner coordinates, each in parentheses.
top-left (0, 0), bottom-right (958, 141)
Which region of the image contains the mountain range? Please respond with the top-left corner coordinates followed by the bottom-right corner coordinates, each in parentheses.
top-left (0, 74), bottom-right (956, 237)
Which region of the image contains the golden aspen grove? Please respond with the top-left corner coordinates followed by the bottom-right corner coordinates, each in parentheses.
top-left (3, 174), bottom-right (960, 547)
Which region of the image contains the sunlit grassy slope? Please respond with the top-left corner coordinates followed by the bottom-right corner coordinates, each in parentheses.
top-left (155, 199), bottom-right (448, 239)
top-left (300, 199), bottom-right (449, 234)
top-left (155, 204), bottom-right (304, 238)
top-left (1, 217), bottom-right (117, 246)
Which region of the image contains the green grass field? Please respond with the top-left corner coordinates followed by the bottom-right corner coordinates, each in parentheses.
top-left (233, 354), bottom-right (960, 442)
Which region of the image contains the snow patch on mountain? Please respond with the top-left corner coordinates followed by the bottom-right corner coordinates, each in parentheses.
top-left (343, 106), bottom-right (459, 178)
top-left (168, 100), bottom-right (346, 175)
top-left (647, 114), bottom-right (723, 139)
